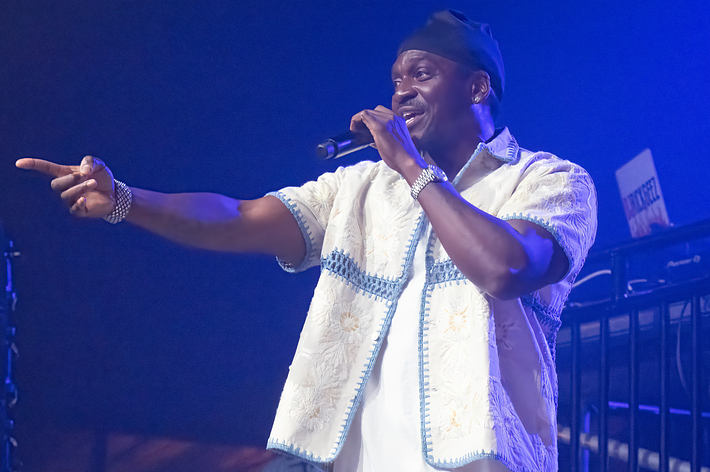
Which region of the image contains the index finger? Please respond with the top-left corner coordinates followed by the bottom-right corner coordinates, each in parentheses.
top-left (349, 110), bottom-right (371, 135)
top-left (374, 105), bottom-right (395, 115)
top-left (16, 158), bottom-right (76, 178)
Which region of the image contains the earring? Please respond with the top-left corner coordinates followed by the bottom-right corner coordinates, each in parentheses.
top-left (474, 97), bottom-right (481, 104)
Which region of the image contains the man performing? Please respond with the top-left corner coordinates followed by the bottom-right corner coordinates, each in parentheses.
top-left (16, 10), bottom-right (597, 472)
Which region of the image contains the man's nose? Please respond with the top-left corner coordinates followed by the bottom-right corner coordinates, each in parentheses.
top-left (393, 78), bottom-right (417, 105)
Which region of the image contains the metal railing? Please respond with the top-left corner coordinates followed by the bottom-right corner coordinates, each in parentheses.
top-left (558, 219), bottom-right (710, 472)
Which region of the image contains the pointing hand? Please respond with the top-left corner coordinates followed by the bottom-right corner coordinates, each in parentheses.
top-left (16, 156), bottom-right (116, 218)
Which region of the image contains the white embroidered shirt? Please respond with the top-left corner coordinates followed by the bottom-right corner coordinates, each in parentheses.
top-left (265, 128), bottom-right (598, 472)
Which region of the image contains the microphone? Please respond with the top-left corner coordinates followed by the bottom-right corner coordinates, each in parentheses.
top-left (316, 130), bottom-right (373, 160)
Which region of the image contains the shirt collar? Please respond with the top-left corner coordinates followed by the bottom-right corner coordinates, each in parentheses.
top-left (451, 127), bottom-right (519, 186)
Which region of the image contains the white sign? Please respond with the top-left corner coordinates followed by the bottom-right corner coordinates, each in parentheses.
top-left (615, 149), bottom-right (670, 238)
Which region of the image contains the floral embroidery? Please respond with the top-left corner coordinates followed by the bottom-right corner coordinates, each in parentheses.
top-left (269, 140), bottom-right (594, 469)
top-left (529, 173), bottom-right (576, 212)
top-left (437, 374), bottom-right (473, 438)
top-left (471, 387), bottom-right (495, 429)
top-left (473, 293), bottom-right (492, 321)
top-left (495, 318), bottom-right (520, 351)
top-left (433, 298), bottom-right (474, 369)
top-left (287, 362), bottom-right (341, 432)
top-left (302, 180), bottom-right (336, 226)
top-left (289, 290), bottom-right (372, 433)
top-left (438, 399), bottom-right (469, 438)
top-left (444, 303), bottom-right (469, 334)
top-left (324, 204), bottom-right (366, 260)
top-left (503, 166), bottom-right (576, 216)
top-left (322, 207), bottom-right (341, 253)
top-left (365, 225), bottom-right (400, 265)
top-left (307, 285), bottom-right (339, 327)
top-left (340, 219), bottom-right (365, 261)
top-left (489, 376), bottom-right (548, 471)
top-left (386, 177), bottom-right (410, 196)
top-left (364, 196), bottom-right (409, 272)
top-left (433, 296), bottom-right (494, 440)
top-left (487, 375), bottom-right (502, 421)
top-left (326, 301), bottom-right (372, 350)
top-left (438, 383), bottom-right (494, 438)
top-left (501, 402), bottom-right (528, 469)
top-left (313, 298), bottom-right (372, 369)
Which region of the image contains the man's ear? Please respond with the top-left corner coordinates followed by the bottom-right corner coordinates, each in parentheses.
top-left (471, 70), bottom-right (491, 105)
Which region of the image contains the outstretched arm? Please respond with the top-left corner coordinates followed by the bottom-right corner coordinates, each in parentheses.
top-left (16, 156), bottom-right (306, 265)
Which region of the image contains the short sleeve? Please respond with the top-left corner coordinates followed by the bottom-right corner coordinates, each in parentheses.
top-left (267, 162), bottom-right (374, 273)
top-left (497, 156), bottom-right (598, 279)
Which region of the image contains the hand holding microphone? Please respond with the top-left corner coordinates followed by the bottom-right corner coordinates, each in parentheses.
top-left (317, 106), bottom-right (425, 181)
top-left (316, 105), bottom-right (419, 163)
top-left (315, 129), bottom-right (374, 160)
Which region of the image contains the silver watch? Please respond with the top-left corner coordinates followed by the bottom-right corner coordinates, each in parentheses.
top-left (410, 165), bottom-right (448, 200)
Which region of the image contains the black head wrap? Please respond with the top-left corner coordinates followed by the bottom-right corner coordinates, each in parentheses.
top-left (397, 10), bottom-right (505, 102)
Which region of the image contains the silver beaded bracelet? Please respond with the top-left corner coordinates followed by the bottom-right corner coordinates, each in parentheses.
top-left (102, 180), bottom-right (133, 224)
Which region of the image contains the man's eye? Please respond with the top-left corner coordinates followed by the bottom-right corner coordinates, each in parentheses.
top-left (393, 79), bottom-right (402, 88)
top-left (415, 70), bottom-right (430, 80)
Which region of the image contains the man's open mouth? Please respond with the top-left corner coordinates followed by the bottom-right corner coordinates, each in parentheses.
top-left (401, 110), bottom-right (424, 126)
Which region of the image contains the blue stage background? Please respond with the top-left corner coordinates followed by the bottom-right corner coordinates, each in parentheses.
top-left (1, 0), bottom-right (709, 467)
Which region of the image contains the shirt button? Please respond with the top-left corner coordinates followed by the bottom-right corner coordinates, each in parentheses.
top-left (372, 332), bottom-right (379, 341)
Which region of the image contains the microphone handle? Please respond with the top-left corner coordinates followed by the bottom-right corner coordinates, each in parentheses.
top-left (316, 130), bottom-right (373, 160)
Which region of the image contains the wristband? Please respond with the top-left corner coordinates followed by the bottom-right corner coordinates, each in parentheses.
top-left (102, 180), bottom-right (133, 224)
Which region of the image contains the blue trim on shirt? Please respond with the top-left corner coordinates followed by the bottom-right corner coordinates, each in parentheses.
top-left (451, 128), bottom-right (520, 187)
top-left (325, 212), bottom-right (428, 461)
top-left (429, 450), bottom-right (517, 470)
top-left (429, 259), bottom-right (468, 286)
top-left (265, 439), bottom-right (331, 471)
top-left (320, 250), bottom-right (399, 301)
top-left (267, 191), bottom-right (316, 273)
top-left (431, 450), bottom-right (506, 468)
top-left (451, 144), bottom-right (484, 187)
top-left (266, 211), bottom-right (429, 463)
top-left (418, 232), bottom-right (436, 461)
top-left (500, 212), bottom-right (576, 279)
top-left (521, 294), bottom-right (561, 363)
